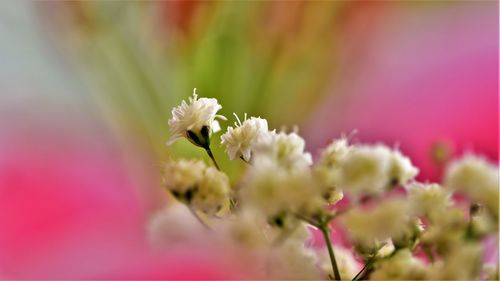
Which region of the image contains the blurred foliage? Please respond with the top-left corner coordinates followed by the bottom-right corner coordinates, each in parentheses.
top-left (40, 1), bottom-right (346, 178)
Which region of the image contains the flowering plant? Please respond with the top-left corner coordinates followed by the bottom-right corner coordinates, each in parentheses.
top-left (150, 89), bottom-right (499, 280)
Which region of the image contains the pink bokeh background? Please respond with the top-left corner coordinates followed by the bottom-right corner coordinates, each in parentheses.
top-left (0, 2), bottom-right (497, 279)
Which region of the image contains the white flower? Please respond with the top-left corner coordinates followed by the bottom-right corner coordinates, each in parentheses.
top-left (371, 249), bottom-right (427, 280)
top-left (319, 246), bottom-right (361, 280)
top-left (407, 182), bottom-right (451, 221)
top-left (167, 88), bottom-right (226, 146)
top-left (313, 138), bottom-right (351, 204)
top-left (338, 144), bottom-right (393, 196)
top-left (252, 130), bottom-right (312, 170)
top-left (147, 203), bottom-right (205, 247)
top-left (163, 159), bottom-right (206, 200)
top-left (163, 159), bottom-right (230, 215)
top-left (341, 199), bottom-right (411, 248)
top-left (220, 113), bottom-right (269, 161)
top-left (266, 240), bottom-right (321, 280)
top-left (429, 243), bottom-right (484, 280)
top-left (444, 153), bottom-right (499, 215)
top-left (191, 166), bottom-right (231, 215)
top-left (240, 159), bottom-right (322, 220)
top-left (389, 149), bottom-right (419, 186)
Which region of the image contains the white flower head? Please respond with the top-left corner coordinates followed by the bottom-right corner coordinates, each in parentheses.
top-left (266, 240), bottom-right (321, 280)
top-left (339, 144), bottom-right (393, 197)
top-left (341, 199), bottom-right (411, 248)
top-left (163, 158), bottom-right (206, 198)
top-left (389, 149), bottom-right (419, 186)
top-left (240, 159), bottom-right (322, 220)
top-left (163, 159), bottom-right (230, 215)
top-left (191, 166), bottom-right (231, 215)
top-left (167, 88), bottom-right (226, 147)
top-left (319, 246), bottom-right (361, 280)
top-left (444, 153), bottom-right (499, 215)
top-left (407, 182), bottom-right (452, 221)
top-left (147, 203), bottom-right (205, 247)
top-left (371, 249), bottom-right (427, 280)
top-left (220, 113), bottom-right (269, 161)
top-left (252, 130), bottom-right (312, 170)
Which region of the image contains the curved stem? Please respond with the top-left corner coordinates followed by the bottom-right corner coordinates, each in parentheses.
top-left (188, 206), bottom-right (211, 230)
top-left (320, 225), bottom-right (342, 281)
top-left (205, 146), bottom-right (220, 171)
top-left (352, 254), bottom-right (376, 281)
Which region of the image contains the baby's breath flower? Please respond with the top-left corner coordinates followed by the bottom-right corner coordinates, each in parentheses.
top-left (163, 159), bottom-right (230, 215)
top-left (429, 242), bottom-right (484, 280)
top-left (339, 144), bottom-right (418, 197)
top-left (341, 199), bottom-right (411, 249)
top-left (220, 113), bottom-right (268, 161)
top-left (319, 246), bottom-right (361, 280)
top-left (147, 203), bottom-right (205, 247)
top-left (252, 130), bottom-right (312, 170)
top-left (163, 159), bottom-right (206, 201)
top-left (313, 138), bottom-right (351, 204)
top-left (444, 153), bottom-right (499, 215)
top-left (167, 88), bottom-right (226, 147)
top-left (338, 144), bottom-right (393, 197)
top-left (389, 149), bottom-right (419, 186)
top-left (371, 249), bottom-right (427, 280)
top-left (241, 159), bottom-right (322, 222)
top-left (267, 240), bottom-right (321, 280)
top-left (191, 167), bottom-right (231, 215)
top-left (407, 182), bottom-right (451, 221)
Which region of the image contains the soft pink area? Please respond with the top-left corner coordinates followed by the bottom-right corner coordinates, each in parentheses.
top-left (0, 115), bottom-right (242, 279)
top-left (305, 2), bottom-right (498, 182)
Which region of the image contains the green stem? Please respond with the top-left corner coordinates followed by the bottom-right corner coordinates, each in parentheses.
top-left (320, 225), bottom-right (342, 281)
top-left (205, 146), bottom-right (220, 171)
top-left (352, 254), bottom-right (376, 281)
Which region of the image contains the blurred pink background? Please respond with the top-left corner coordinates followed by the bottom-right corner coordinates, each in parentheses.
top-left (0, 1), bottom-right (497, 279)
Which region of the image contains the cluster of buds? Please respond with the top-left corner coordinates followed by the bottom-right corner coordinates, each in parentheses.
top-left (149, 89), bottom-right (499, 280)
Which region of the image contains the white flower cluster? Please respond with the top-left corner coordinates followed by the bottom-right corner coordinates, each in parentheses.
top-left (147, 92), bottom-right (499, 281)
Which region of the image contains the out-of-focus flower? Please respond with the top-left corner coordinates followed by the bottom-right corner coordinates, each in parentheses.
top-left (313, 138), bottom-right (351, 204)
top-left (162, 159), bottom-right (206, 202)
top-left (240, 159), bottom-right (322, 223)
top-left (389, 149), bottom-right (419, 186)
top-left (147, 203), bottom-right (205, 247)
top-left (220, 114), bottom-right (269, 161)
top-left (338, 145), bottom-right (392, 197)
top-left (406, 182), bottom-right (451, 221)
top-left (341, 199), bottom-right (411, 250)
top-left (252, 130), bottom-right (312, 170)
top-left (192, 167), bottom-right (230, 215)
top-left (444, 153), bottom-right (499, 216)
top-left (429, 243), bottom-right (484, 280)
top-left (167, 88), bottom-right (226, 147)
top-left (266, 240), bottom-right (321, 280)
top-left (371, 249), bottom-right (427, 280)
top-left (162, 159), bottom-right (230, 215)
top-left (319, 246), bottom-right (361, 280)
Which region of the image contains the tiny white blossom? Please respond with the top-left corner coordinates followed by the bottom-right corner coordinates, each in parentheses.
top-left (266, 240), bottom-right (321, 280)
top-left (341, 199), bottom-right (411, 249)
top-left (147, 203), bottom-right (205, 247)
top-left (252, 130), bottom-right (312, 170)
top-left (220, 113), bottom-right (269, 161)
top-left (167, 88), bottom-right (226, 146)
top-left (163, 159), bottom-right (230, 215)
top-left (319, 246), bottom-right (361, 280)
top-left (444, 153), bottom-right (499, 215)
top-left (407, 182), bottom-right (452, 221)
top-left (191, 166), bottom-right (231, 215)
top-left (338, 144), bottom-right (393, 196)
top-left (429, 243), bottom-right (484, 280)
top-left (241, 159), bottom-right (322, 220)
top-left (371, 249), bottom-right (427, 280)
top-left (389, 149), bottom-right (419, 186)
top-left (313, 138), bottom-right (351, 204)
top-left (163, 159), bottom-right (206, 199)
